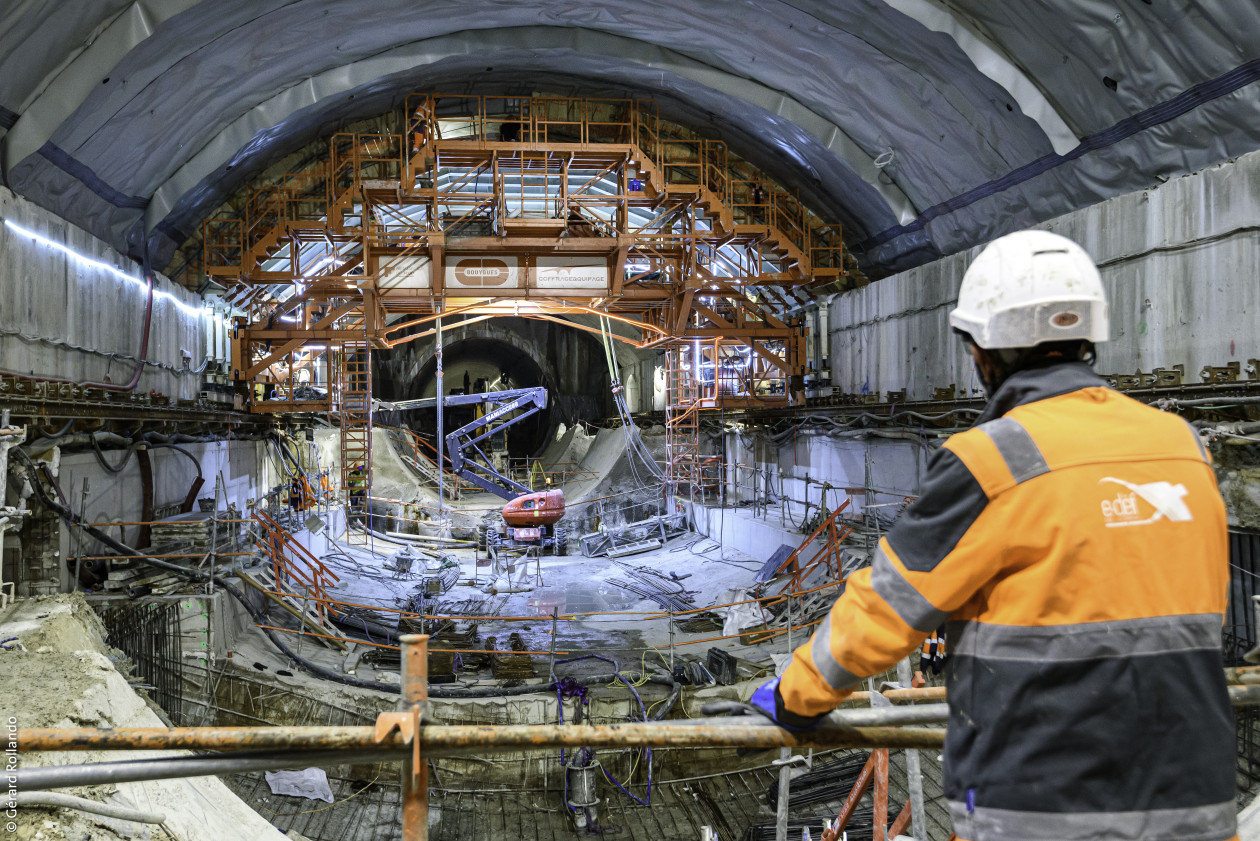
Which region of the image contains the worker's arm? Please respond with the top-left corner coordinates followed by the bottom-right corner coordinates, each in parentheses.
top-left (771, 444), bottom-right (1003, 722)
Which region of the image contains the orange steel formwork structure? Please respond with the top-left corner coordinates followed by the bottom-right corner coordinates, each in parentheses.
top-left (205, 93), bottom-right (845, 504)
top-left (209, 95), bottom-right (838, 411)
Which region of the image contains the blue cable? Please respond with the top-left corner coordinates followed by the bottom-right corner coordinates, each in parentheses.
top-left (554, 654), bottom-right (653, 807)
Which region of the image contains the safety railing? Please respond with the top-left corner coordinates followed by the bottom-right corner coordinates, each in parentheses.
top-left (659, 137), bottom-right (703, 186)
top-left (330, 132), bottom-right (404, 202)
top-left (202, 217), bottom-right (243, 276)
top-left (18, 642), bottom-right (1260, 841)
top-left (768, 187), bottom-right (810, 257)
top-left (204, 92), bottom-right (843, 284)
top-left (681, 338), bottom-right (793, 407)
top-left (377, 425), bottom-right (479, 497)
top-left (771, 499), bottom-right (854, 592)
top-left (253, 510), bottom-right (341, 624)
top-left (407, 94), bottom-right (639, 147)
top-left (701, 140), bottom-right (732, 213)
top-left (501, 458), bottom-right (600, 490)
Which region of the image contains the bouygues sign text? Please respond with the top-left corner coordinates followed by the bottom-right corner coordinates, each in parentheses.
top-left (446, 256), bottom-right (520, 288)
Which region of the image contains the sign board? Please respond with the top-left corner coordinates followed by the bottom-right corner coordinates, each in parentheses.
top-left (535, 257), bottom-right (609, 289)
top-left (446, 256), bottom-right (521, 289)
top-left (378, 256), bottom-right (431, 290)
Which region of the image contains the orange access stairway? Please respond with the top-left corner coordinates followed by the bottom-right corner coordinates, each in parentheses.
top-left (244, 511), bottom-right (345, 651)
top-left (202, 94), bottom-right (845, 289)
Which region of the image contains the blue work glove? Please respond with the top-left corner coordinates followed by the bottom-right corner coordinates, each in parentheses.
top-left (749, 677), bottom-right (827, 732)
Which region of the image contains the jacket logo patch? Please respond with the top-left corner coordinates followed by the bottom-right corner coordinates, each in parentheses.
top-left (1098, 477), bottom-right (1193, 528)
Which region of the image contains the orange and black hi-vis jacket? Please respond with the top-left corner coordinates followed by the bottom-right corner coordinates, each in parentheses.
top-left (777, 361), bottom-right (1235, 841)
top-left (919, 626), bottom-right (945, 673)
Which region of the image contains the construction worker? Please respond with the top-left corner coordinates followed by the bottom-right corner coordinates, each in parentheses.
top-left (751, 230), bottom-right (1235, 841)
top-left (911, 624), bottom-right (945, 688)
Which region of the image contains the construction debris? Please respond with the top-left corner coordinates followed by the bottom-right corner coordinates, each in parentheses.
top-left (487, 632), bottom-right (536, 682)
top-left (149, 509), bottom-right (243, 556)
top-left (579, 510), bottom-right (688, 558)
top-left (608, 561), bottom-right (695, 612)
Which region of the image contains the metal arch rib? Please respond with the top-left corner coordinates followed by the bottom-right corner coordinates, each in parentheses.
top-left (142, 27), bottom-right (917, 234)
top-left (878, 0), bottom-right (1078, 155)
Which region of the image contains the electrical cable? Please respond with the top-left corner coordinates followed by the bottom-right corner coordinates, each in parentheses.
top-left (554, 654), bottom-right (656, 807)
top-left (15, 791), bottom-right (167, 824)
top-left (0, 326), bottom-right (210, 377)
top-left (36, 419), bottom-right (75, 439)
top-left (147, 443), bottom-right (203, 479)
top-left (90, 435), bottom-right (138, 474)
top-left (598, 315), bottom-right (664, 486)
top-left (1154, 395), bottom-right (1260, 408)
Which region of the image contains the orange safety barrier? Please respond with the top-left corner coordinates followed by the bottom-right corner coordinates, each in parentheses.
top-left (254, 510), bottom-right (341, 623)
top-left (774, 499), bottom-right (854, 592)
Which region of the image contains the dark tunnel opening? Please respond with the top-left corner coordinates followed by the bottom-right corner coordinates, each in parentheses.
top-left (377, 337), bottom-right (551, 459)
top-left (372, 319), bottom-right (617, 460)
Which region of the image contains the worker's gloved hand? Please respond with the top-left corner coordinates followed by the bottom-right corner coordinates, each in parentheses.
top-left (749, 677), bottom-right (827, 732)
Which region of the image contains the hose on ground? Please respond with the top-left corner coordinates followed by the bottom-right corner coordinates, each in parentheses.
top-left (14, 448), bottom-right (681, 701)
top-left (16, 791), bottom-right (167, 824)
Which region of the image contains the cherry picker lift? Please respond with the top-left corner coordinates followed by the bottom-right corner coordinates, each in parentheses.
top-left (390, 387), bottom-right (568, 554)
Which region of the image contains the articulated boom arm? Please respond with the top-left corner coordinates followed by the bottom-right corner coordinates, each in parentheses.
top-left (440, 387), bottom-right (548, 500)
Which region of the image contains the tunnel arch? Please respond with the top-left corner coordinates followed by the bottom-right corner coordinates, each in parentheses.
top-left (374, 317), bottom-right (616, 459)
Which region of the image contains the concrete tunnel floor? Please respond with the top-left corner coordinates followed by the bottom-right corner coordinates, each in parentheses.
top-left (7, 525), bottom-right (1260, 839)
top-left (286, 422), bottom-right (829, 687)
top-left (247, 506), bottom-right (801, 690)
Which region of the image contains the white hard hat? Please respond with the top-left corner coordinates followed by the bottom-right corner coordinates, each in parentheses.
top-left (949, 230), bottom-right (1109, 349)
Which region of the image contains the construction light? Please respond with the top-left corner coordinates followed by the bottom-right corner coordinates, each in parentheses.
top-left (3, 218), bottom-right (206, 319)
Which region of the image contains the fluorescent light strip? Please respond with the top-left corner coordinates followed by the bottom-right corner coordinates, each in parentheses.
top-left (4, 219), bottom-right (206, 319)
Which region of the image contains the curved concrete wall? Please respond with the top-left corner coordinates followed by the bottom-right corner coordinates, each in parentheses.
top-left (0, 186), bottom-right (225, 400)
top-left (830, 147), bottom-right (1260, 400)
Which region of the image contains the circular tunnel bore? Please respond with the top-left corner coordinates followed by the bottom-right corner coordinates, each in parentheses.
top-left (384, 336), bottom-right (553, 458)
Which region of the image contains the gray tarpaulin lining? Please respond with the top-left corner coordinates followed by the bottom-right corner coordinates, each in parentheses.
top-left (948, 1), bottom-right (1260, 137)
top-left (142, 27), bottom-right (915, 230)
top-left (1, 0), bottom-right (201, 175)
top-left (0, 0), bottom-right (132, 113)
top-left (1, 0), bottom-right (1054, 259)
top-left (49, 0), bottom-right (1050, 204)
top-left (3, 0), bottom-right (1260, 275)
top-left (858, 57), bottom-right (1260, 257)
top-left (878, 0), bottom-right (1077, 155)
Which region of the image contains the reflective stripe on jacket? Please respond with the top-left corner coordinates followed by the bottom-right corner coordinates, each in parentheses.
top-left (777, 362), bottom-right (1235, 841)
top-left (920, 629), bottom-right (945, 666)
